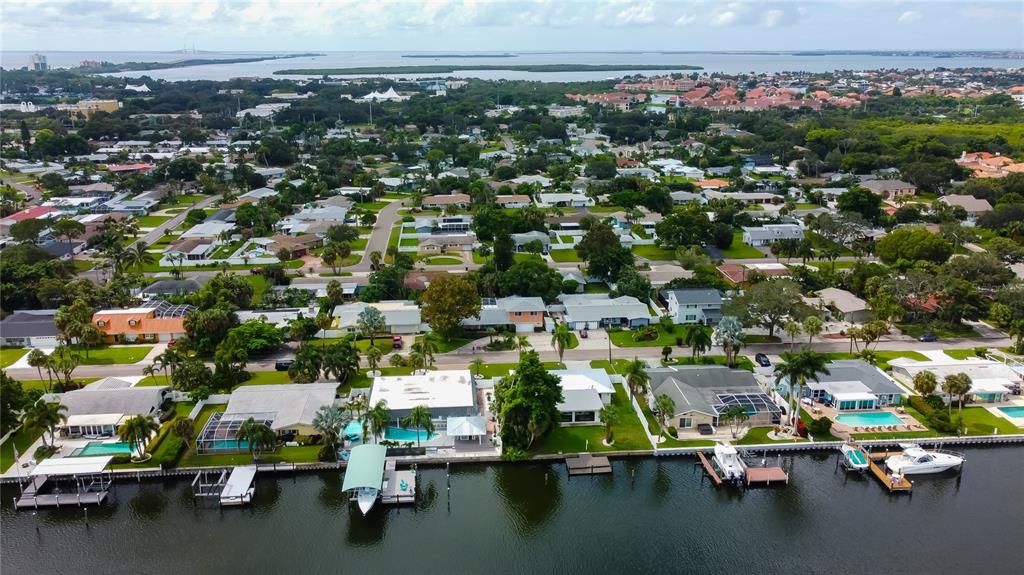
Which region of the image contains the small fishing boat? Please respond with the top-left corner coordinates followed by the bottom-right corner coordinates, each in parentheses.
top-left (712, 442), bottom-right (745, 483)
top-left (356, 486), bottom-right (379, 515)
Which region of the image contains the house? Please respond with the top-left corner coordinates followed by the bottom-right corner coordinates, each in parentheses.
top-left (803, 288), bottom-right (870, 323)
top-left (661, 289), bottom-right (723, 326)
top-left (507, 174), bottom-right (553, 188)
top-left (420, 234), bottom-right (476, 254)
top-left (717, 263), bottom-right (790, 286)
top-left (139, 278), bottom-right (206, 299)
top-left (180, 221), bottom-right (235, 239)
top-left (813, 187), bottom-right (851, 202)
top-left (92, 300), bottom-right (192, 344)
top-left (463, 296), bottom-right (547, 333)
top-left (535, 192), bottom-right (594, 208)
top-left (165, 238), bottom-right (216, 261)
top-left (60, 385), bottom-right (170, 438)
top-left (495, 194), bottom-right (532, 209)
top-left (437, 216), bottom-right (472, 233)
top-left (551, 368), bottom-right (615, 425)
top-left (277, 206), bottom-right (349, 235)
top-left (889, 358), bottom-right (1019, 404)
top-left (222, 384), bottom-right (338, 435)
top-left (670, 191), bottom-right (705, 205)
top-left (0, 310), bottom-right (60, 348)
top-left (704, 190), bottom-right (776, 204)
top-left (616, 167), bottom-right (658, 181)
top-left (333, 301), bottom-right (422, 334)
top-left (370, 370), bottom-right (476, 420)
top-left (860, 179), bottom-right (916, 198)
top-left (939, 195), bottom-right (993, 217)
top-left (800, 360), bottom-right (906, 410)
top-left (647, 365), bottom-right (781, 431)
top-left (266, 234), bottom-right (323, 258)
top-left (742, 224), bottom-right (804, 246)
top-left (0, 206), bottom-right (58, 235)
top-left (559, 294), bottom-right (650, 330)
top-left (510, 230), bottom-right (551, 254)
top-left (422, 193), bottom-right (471, 210)
top-left (239, 187), bottom-right (278, 201)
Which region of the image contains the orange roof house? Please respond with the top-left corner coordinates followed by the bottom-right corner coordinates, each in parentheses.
top-left (92, 301), bottom-right (192, 344)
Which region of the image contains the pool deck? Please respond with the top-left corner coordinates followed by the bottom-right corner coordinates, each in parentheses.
top-left (806, 405), bottom-right (928, 435)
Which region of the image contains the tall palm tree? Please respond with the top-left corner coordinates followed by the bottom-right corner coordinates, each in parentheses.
top-left (773, 349), bottom-right (831, 429)
top-left (312, 405), bottom-right (345, 451)
top-left (515, 335), bottom-right (532, 358)
top-left (685, 326), bottom-right (712, 360)
top-left (654, 393), bottom-right (676, 437)
top-left (236, 417), bottom-right (277, 461)
top-left (550, 322), bottom-right (573, 363)
top-left (408, 349), bottom-right (426, 375)
top-left (622, 358), bottom-right (650, 397)
top-left (942, 373), bottom-right (973, 419)
top-left (124, 242), bottom-right (155, 270)
top-left (171, 417), bottom-right (195, 449)
top-left (415, 333), bottom-right (440, 367)
top-left (784, 321), bottom-right (802, 352)
top-left (367, 400), bottom-right (391, 444)
top-left (365, 344), bottom-right (383, 375)
top-left (315, 313), bottom-right (333, 348)
top-left (401, 405), bottom-right (434, 448)
top-left (470, 358), bottom-right (485, 377)
top-left (118, 415), bottom-right (160, 460)
top-left (26, 348), bottom-right (52, 391)
top-left (599, 404), bottom-right (619, 444)
top-left (803, 316), bottom-right (823, 345)
top-left (346, 396), bottom-right (369, 421)
top-left (323, 341), bottom-right (360, 385)
top-left (369, 251), bottom-right (382, 270)
top-left (21, 400), bottom-right (68, 448)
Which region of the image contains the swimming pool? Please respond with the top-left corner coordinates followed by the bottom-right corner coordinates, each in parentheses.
top-left (203, 439), bottom-right (250, 451)
top-left (70, 441), bottom-right (133, 457)
top-left (997, 406), bottom-right (1024, 418)
top-left (385, 426), bottom-right (435, 442)
top-left (835, 412), bottom-right (904, 427)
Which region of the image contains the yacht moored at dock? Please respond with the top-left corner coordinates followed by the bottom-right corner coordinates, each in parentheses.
top-left (885, 444), bottom-right (965, 475)
top-left (712, 442), bottom-right (745, 484)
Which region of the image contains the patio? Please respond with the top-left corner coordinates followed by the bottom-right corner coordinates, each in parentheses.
top-left (805, 402), bottom-right (928, 434)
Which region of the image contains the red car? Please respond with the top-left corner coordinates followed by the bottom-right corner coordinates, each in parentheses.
top-left (391, 335), bottom-right (403, 349)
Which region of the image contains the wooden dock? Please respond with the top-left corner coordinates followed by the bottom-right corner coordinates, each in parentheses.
top-left (867, 457), bottom-right (912, 492)
top-left (695, 451), bottom-right (722, 486)
top-left (566, 454), bottom-right (612, 476)
top-left (15, 491), bottom-right (108, 509)
top-left (745, 466), bottom-right (789, 486)
top-left (380, 466), bottom-right (416, 505)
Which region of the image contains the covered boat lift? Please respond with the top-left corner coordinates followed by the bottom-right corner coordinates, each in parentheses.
top-left (15, 456), bottom-right (114, 510)
top-left (342, 444), bottom-right (388, 514)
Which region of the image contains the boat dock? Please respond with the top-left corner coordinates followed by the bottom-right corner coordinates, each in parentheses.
top-left (14, 456), bottom-right (113, 511)
top-left (219, 466), bottom-right (257, 506)
top-left (566, 454), bottom-right (612, 476)
top-left (866, 453), bottom-right (912, 493)
top-left (695, 451), bottom-right (722, 486)
top-left (379, 460), bottom-right (416, 505)
top-left (744, 466), bottom-right (789, 486)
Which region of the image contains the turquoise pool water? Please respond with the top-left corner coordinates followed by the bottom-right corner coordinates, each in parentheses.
top-left (385, 426), bottom-right (435, 442)
top-left (204, 439), bottom-right (249, 451)
top-left (997, 406), bottom-right (1024, 418)
top-left (835, 412), bottom-right (904, 427)
top-left (70, 441), bottom-right (133, 457)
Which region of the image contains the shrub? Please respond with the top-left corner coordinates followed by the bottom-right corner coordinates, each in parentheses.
top-left (667, 426), bottom-right (677, 438)
top-left (974, 347), bottom-right (988, 358)
top-left (318, 444), bottom-right (338, 462)
top-left (908, 395), bottom-right (935, 416)
top-left (151, 435), bottom-right (184, 467)
top-left (796, 418), bottom-right (809, 438)
top-left (401, 215), bottom-right (414, 222)
top-left (501, 447), bottom-right (528, 461)
top-left (632, 326), bottom-right (658, 342)
top-left (33, 445), bottom-right (58, 460)
top-left (676, 336), bottom-right (684, 347)
top-left (808, 416), bottom-right (833, 437)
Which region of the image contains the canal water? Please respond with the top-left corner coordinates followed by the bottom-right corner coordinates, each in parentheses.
top-left (2, 447), bottom-right (1022, 574)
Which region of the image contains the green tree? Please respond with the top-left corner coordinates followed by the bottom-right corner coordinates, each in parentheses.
top-left (289, 343), bottom-right (324, 383)
top-left (550, 322), bottom-right (573, 363)
top-left (654, 393), bottom-right (676, 437)
top-left (171, 417), bottom-right (195, 449)
top-left (365, 344), bottom-right (383, 375)
top-left (236, 417), bottom-right (277, 460)
top-left (183, 307), bottom-right (239, 354)
top-left (773, 349), bottom-right (830, 429)
top-left (836, 187), bottom-right (882, 223)
top-left (712, 316), bottom-right (745, 368)
top-left (685, 325), bottom-right (712, 359)
top-left (720, 404), bottom-right (749, 438)
top-left (420, 274), bottom-right (481, 339)
top-left (26, 348), bottom-right (52, 392)
top-left (21, 399), bottom-right (67, 448)
top-left (876, 227), bottom-right (953, 265)
top-left (0, 372), bottom-right (26, 435)
top-left (724, 279), bottom-right (806, 338)
top-left (803, 316), bottom-right (823, 345)
top-left (356, 306), bottom-right (386, 347)
top-left (623, 358), bottom-right (650, 396)
top-left (912, 370), bottom-right (938, 397)
top-left (576, 221), bottom-right (634, 281)
top-left (942, 373), bottom-right (973, 421)
top-left (492, 351), bottom-right (563, 450)
top-left (171, 356), bottom-right (213, 392)
top-left (118, 414), bottom-right (159, 460)
top-left (367, 400), bottom-right (391, 444)
top-left (401, 405), bottom-right (435, 448)
top-left (313, 405), bottom-right (346, 459)
top-left (493, 231), bottom-right (514, 272)
top-left (599, 404), bottom-right (619, 444)
top-left (323, 340), bottom-right (360, 385)
top-left (50, 218), bottom-right (85, 252)
top-left (784, 321), bottom-right (802, 352)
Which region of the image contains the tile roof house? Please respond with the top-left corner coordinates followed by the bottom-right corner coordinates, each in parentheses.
top-left (551, 368), bottom-right (615, 425)
top-left (559, 294), bottom-right (651, 330)
top-left (266, 233), bottom-right (323, 258)
top-left (422, 193), bottom-right (471, 209)
top-left (495, 194), bottom-right (531, 208)
top-left (661, 289), bottom-right (724, 325)
top-left (139, 278), bottom-right (206, 299)
top-left (60, 386), bottom-right (171, 438)
top-left (419, 233), bottom-right (476, 253)
top-left (535, 192), bottom-right (594, 208)
top-left (860, 179), bottom-right (916, 198)
top-left (92, 300), bottom-right (192, 344)
top-left (647, 365), bottom-right (781, 431)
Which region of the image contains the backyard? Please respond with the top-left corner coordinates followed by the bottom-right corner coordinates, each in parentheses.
top-left (631, 244), bottom-right (677, 261)
top-left (532, 384), bottom-right (651, 454)
top-left (549, 249), bottom-right (582, 263)
top-left (134, 215), bottom-right (172, 228)
top-left (719, 230), bottom-right (765, 259)
top-left (0, 426), bottom-right (43, 472)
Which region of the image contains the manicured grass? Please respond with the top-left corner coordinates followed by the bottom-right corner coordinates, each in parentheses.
top-left (399, 238), bottom-right (420, 247)
top-left (77, 345), bottom-right (153, 365)
top-left (514, 253), bottom-right (543, 263)
top-left (558, 235), bottom-right (575, 243)
top-left (136, 375), bottom-right (166, 386)
top-left (174, 402), bottom-right (196, 418)
top-left (945, 348), bottom-right (986, 360)
top-left (958, 406), bottom-right (1022, 435)
top-left (583, 282), bottom-right (610, 294)
top-left (210, 240), bottom-right (244, 259)
top-left (422, 256), bottom-right (463, 265)
top-left (72, 258), bottom-right (96, 272)
top-left (807, 260), bottom-right (860, 271)
top-left (160, 193), bottom-right (206, 208)
top-left (549, 249), bottom-right (582, 262)
top-left (586, 205), bottom-right (623, 213)
top-left (245, 274), bottom-right (270, 305)
top-left (347, 366), bottom-right (417, 391)
top-left (350, 238), bottom-right (368, 251)
top-left (472, 361), bottom-right (565, 379)
top-left (720, 230), bottom-right (765, 258)
top-left (0, 347), bottom-right (28, 368)
top-left (669, 355), bottom-right (755, 372)
top-left (0, 426), bottom-right (44, 472)
top-left (736, 426), bottom-right (806, 445)
top-left (472, 251), bottom-right (490, 264)
top-left (241, 370), bottom-right (293, 385)
top-left (178, 445), bottom-right (321, 467)
top-left (15, 378), bottom-right (99, 392)
top-left (609, 325), bottom-right (680, 348)
top-left (821, 350), bottom-right (929, 371)
top-left (896, 322), bottom-right (980, 339)
top-left (631, 244), bottom-right (677, 261)
top-left (794, 203), bottom-right (821, 209)
top-left (415, 334), bottom-right (476, 354)
top-left (134, 215), bottom-right (172, 227)
top-left (533, 383), bottom-right (651, 454)
top-left (355, 201), bottom-right (390, 212)
top-left (385, 225), bottom-right (401, 258)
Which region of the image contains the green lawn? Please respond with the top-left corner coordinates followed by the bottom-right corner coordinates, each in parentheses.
top-left (134, 215), bottom-right (172, 227)
top-left (669, 355), bottom-right (755, 372)
top-left (558, 235), bottom-right (576, 243)
top-left (245, 275), bottom-right (270, 305)
top-left (736, 426), bottom-right (806, 445)
top-left (945, 348), bottom-right (986, 360)
top-left (514, 253), bottom-right (542, 263)
top-left (350, 238), bottom-right (368, 251)
top-left (583, 282), bottom-right (610, 294)
top-left (416, 334), bottom-right (476, 354)
top-left (794, 203), bottom-right (821, 209)
top-left (15, 378), bottom-right (99, 392)
top-left (131, 259), bottom-right (305, 273)
top-left (136, 375), bottom-right (166, 386)
top-left (422, 256), bottom-right (463, 265)
top-left (720, 231), bottom-right (765, 258)
top-left (72, 258), bottom-right (96, 272)
top-left (160, 193), bottom-right (206, 208)
top-left (586, 206), bottom-right (623, 214)
top-left (808, 260), bottom-right (860, 271)
top-left (0, 347), bottom-right (28, 368)
top-left (210, 240), bottom-right (244, 259)
top-left (821, 350), bottom-right (928, 371)
top-left (355, 201), bottom-right (390, 212)
top-left (549, 249), bottom-right (582, 262)
top-left (241, 370), bottom-right (293, 385)
top-left (473, 361), bottom-right (565, 379)
top-left (311, 337), bottom-right (394, 355)
top-left (896, 322), bottom-right (980, 339)
top-left (346, 366), bottom-right (417, 391)
top-left (532, 384), bottom-right (651, 454)
top-left (631, 245), bottom-right (677, 261)
top-left (77, 345), bottom-right (153, 365)
top-left (178, 445), bottom-right (321, 467)
top-left (0, 426), bottom-right (44, 472)
top-left (472, 251), bottom-right (490, 264)
top-left (609, 325), bottom-right (681, 348)
top-left (385, 226), bottom-right (401, 260)
top-left (589, 359), bottom-right (633, 374)
top-left (399, 238), bottom-right (419, 247)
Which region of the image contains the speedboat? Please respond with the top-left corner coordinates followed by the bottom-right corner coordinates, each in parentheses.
top-left (356, 486), bottom-right (379, 515)
top-left (840, 443), bottom-right (869, 472)
top-left (885, 443), bottom-right (964, 475)
top-left (712, 442), bottom-right (745, 482)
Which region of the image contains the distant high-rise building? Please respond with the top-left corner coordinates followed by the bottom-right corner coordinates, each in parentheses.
top-left (30, 53), bottom-right (48, 71)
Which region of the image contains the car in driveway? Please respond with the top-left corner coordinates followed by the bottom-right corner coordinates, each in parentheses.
top-left (917, 332), bottom-right (938, 342)
top-left (274, 359), bottom-right (294, 371)
top-left (755, 353), bottom-right (771, 367)
top-left (391, 335), bottom-right (403, 349)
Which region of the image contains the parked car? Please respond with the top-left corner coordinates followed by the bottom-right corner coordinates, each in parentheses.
top-left (391, 335), bottom-right (403, 349)
top-left (274, 359), bottom-right (294, 371)
top-left (697, 423), bottom-right (715, 435)
top-left (917, 332), bottom-right (938, 342)
top-left (755, 353), bottom-right (771, 367)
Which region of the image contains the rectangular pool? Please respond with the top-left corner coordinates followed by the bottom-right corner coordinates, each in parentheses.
top-left (997, 406), bottom-right (1024, 418)
top-left (203, 439), bottom-right (249, 451)
top-left (835, 412), bottom-right (904, 427)
top-left (70, 441), bottom-right (133, 457)
top-left (385, 427), bottom-right (435, 442)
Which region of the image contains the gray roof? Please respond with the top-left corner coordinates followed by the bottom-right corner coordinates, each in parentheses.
top-left (561, 294), bottom-right (650, 323)
top-left (558, 388), bottom-right (604, 413)
top-left (333, 301), bottom-right (421, 328)
top-left (225, 384), bottom-right (337, 431)
top-left (662, 288), bottom-right (722, 307)
top-left (141, 278), bottom-right (205, 295)
top-left (809, 360), bottom-right (905, 396)
top-left (648, 365), bottom-right (762, 417)
top-left (61, 387), bottom-right (168, 417)
top-left (511, 230), bottom-right (550, 245)
top-left (498, 296), bottom-right (546, 312)
top-left (0, 311), bottom-right (58, 338)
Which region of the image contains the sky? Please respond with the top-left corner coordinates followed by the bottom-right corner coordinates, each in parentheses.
top-left (1, 0), bottom-right (1022, 53)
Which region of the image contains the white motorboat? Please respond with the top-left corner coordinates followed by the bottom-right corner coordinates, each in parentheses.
top-left (356, 486), bottom-right (379, 515)
top-left (840, 443), bottom-right (869, 472)
top-left (885, 443), bottom-right (964, 475)
top-left (712, 442), bottom-right (745, 482)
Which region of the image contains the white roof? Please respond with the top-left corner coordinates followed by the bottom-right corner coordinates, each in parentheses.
top-left (889, 358), bottom-right (1020, 384)
top-left (221, 466), bottom-right (257, 500)
top-left (31, 456), bottom-right (113, 477)
top-left (804, 288), bottom-right (868, 314)
top-left (180, 221), bottom-right (235, 239)
top-left (446, 416), bottom-right (487, 436)
top-left (551, 369), bottom-right (615, 395)
top-left (334, 301), bottom-right (421, 329)
top-left (831, 391), bottom-right (878, 402)
top-left (225, 384), bottom-right (337, 431)
top-left (370, 370), bottom-right (475, 412)
top-left (559, 388), bottom-right (604, 413)
top-left (65, 413), bottom-right (126, 426)
top-left (968, 378), bottom-right (1015, 394)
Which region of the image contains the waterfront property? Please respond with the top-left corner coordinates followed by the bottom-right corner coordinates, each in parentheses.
top-left (889, 357), bottom-right (1020, 404)
top-left (647, 365), bottom-right (782, 436)
top-left (14, 455), bottom-right (114, 510)
top-left (199, 384), bottom-right (339, 453)
top-left (801, 360), bottom-right (907, 410)
top-left (550, 368), bottom-right (615, 425)
top-left (369, 370), bottom-right (477, 423)
top-left (60, 384), bottom-right (170, 438)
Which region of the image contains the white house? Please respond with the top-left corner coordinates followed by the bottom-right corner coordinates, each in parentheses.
top-left (742, 224), bottom-right (803, 246)
top-left (552, 368), bottom-right (615, 425)
top-left (535, 192), bottom-right (594, 208)
top-left (369, 370), bottom-right (476, 420)
top-left (333, 301), bottom-right (423, 334)
top-left (559, 294), bottom-right (651, 330)
top-left (661, 289), bottom-right (723, 325)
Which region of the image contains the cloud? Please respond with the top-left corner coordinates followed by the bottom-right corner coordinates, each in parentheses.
top-left (675, 13), bottom-right (696, 27)
top-left (761, 9), bottom-right (785, 28)
top-left (897, 10), bottom-right (920, 24)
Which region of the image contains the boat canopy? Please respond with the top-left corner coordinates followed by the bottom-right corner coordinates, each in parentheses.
top-left (30, 455), bottom-right (113, 477)
top-left (342, 444), bottom-right (387, 492)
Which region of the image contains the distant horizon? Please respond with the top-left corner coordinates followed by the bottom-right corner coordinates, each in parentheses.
top-left (3, 48), bottom-right (1022, 54)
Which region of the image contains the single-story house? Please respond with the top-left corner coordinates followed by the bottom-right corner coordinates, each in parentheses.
top-left (0, 310), bottom-right (60, 348)
top-left (507, 174), bottom-right (552, 188)
top-left (552, 368), bottom-right (615, 425)
top-left (267, 234), bottom-right (323, 258)
top-left (60, 385), bottom-right (170, 438)
top-left (139, 278), bottom-right (206, 299)
top-left (559, 294), bottom-right (650, 330)
top-left (535, 192), bottom-right (594, 208)
top-left (704, 190), bottom-right (776, 204)
top-left (803, 288), bottom-right (870, 323)
top-left (92, 300), bottom-right (192, 344)
top-left (370, 370), bottom-right (476, 421)
top-left (420, 233), bottom-right (476, 254)
top-left (165, 238), bottom-right (216, 261)
top-left (800, 360), bottom-right (907, 410)
top-left (422, 193), bottom-right (471, 210)
top-left (511, 230), bottom-right (551, 253)
top-left (495, 195), bottom-right (531, 209)
top-left (670, 190), bottom-right (705, 205)
top-left (661, 288), bottom-right (723, 326)
top-left (223, 383), bottom-right (338, 435)
top-left (333, 301), bottom-right (422, 334)
top-left (648, 365), bottom-right (782, 430)
top-left (239, 187), bottom-right (278, 200)
top-left (462, 296), bottom-right (547, 333)
top-left (889, 358), bottom-right (1019, 404)
top-left (437, 216), bottom-right (472, 233)
top-left (179, 221), bottom-right (235, 239)
top-left (939, 195), bottom-right (993, 217)
top-left (742, 224), bottom-right (803, 246)
top-left (860, 180), bottom-right (916, 198)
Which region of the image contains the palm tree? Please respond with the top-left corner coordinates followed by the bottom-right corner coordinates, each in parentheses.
top-left (412, 334), bottom-right (439, 368)
top-left (654, 393), bottom-right (676, 437)
top-left (912, 370), bottom-right (938, 397)
top-left (622, 358), bottom-right (650, 397)
top-left (401, 405), bottom-right (434, 448)
top-left (315, 313), bottom-right (333, 348)
top-left (236, 417), bottom-right (277, 461)
top-left (470, 358), bottom-right (485, 377)
top-left (515, 335), bottom-right (532, 358)
top-left (346, 396), bottom-right (369, 421)
top-left (118, 415), bottom-right (159, 460)
top-left (408, 349), bottom-right (426, 374)
top-left (803, 316), bottom-right (823, 345)
top-left (26, 348), bottom-right (52, 391)
top-left (942, 373), bottom-right (973, 420)
top-left (773, 349), bottom-right (831, 430)
top-left (599, 404), bottom-right (619, 444)
top-left (367, 400), bottom-right (391, 444)
top-left (312, 405), bottom-right (345, 452)
top-left (323, 341), bottom-right (360, 385)
top-left (550, 322), bottom-right (572, 363)
top-left (685, 325), bottom-right (712, 360)
top-left (124, 242), bottom-right (155, 270)
top-left (784, 321), bottom-right (802, 352)
top-left (171, 417), bottom-right (195, 449)
top-left (21, 400), bottom-right (68, 448)
top-left (365, 344), bottom-right (383, 376)
top-left (369, 251), bottom-right (382, 270)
